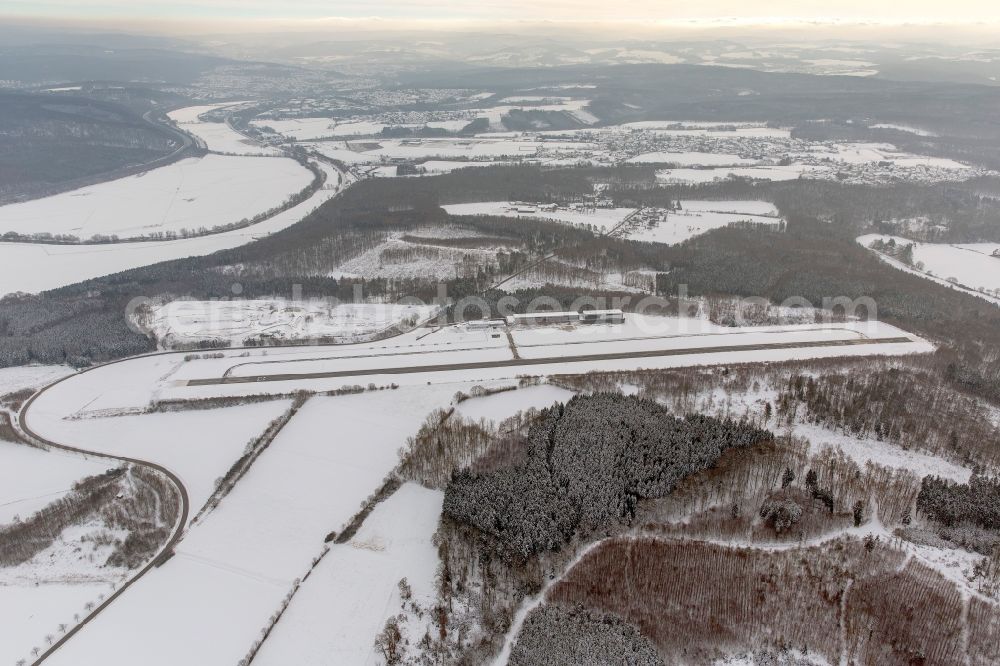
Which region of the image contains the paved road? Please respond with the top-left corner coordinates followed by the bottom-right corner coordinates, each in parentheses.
top-left (189, 336), bottom-right (914, 386)
top-left (18, 371), bottom-right (190, 666)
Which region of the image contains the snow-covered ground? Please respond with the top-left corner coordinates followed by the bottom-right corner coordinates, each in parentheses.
top-left (442, 201), bottom-right (636, 232)
top-left (256, 383), bottom-right (582, 665)
top-left (0, 442), bottom-right (111, 524)
top-left (168, 104), bottom-right (282, 156)
top-left (0, 364), bottom-right (75, 396)
top-left (859, 234), bottom-right (1000, 303)
top-left (329, 234), bottom-right (501, 281)
top-left (806, 142), bottom-right (968, 170)
top-left (1, 579), bottom-right (118, 666)
top-left (26, 381), bottom-right (295, 513)
top-left (0, 161), bottom-right (345, 297)
top-left (442, 199), bottom-right (779, 243)
top-left (0, 364), bottom-right (85, 524)
top-left (143, 300), bottom-right (438, 348)
top-left (40, 387), bottom-right (458, 666)
top-left (0, 155), bottom-right (312, 241)
top-left (796, 423), bottom-right (971, 484)
top-left (625, 200), bottom-right (782, 245)
top-left (681, 382), bottom-right (989, 600)
top-left (0, 366), bottom-right (117, 665)
top-left (454, 384), bottom-right (576, 424)
top-left (667, 381), bottom-right (973, 485)
top-left (0, 439), bottom-right (122, 665)
top-left (253, 483), bottom-right (444, 666)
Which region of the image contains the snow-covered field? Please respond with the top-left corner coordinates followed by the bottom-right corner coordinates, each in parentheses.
top-left (454, 384), bottom-right (575, 424)
top-left (26, 365), bottom-right (296, 512)
top-left (184, 122), bottom-right (282, 156)
top-left (15, 349), bottom-right (588, 664)
top-left (0, 439), bottom-right (121, 665)
top-left (2, 578), bottom-right (119, 666)
top-left (625, 200), bottom-right (782, 244)
top-left (40, 387), bottom-right (458, 666)
top-left (797, 423), bottom-right (971, 484)
top-left (323, 233), bottom-right (501, 281)
top-left (0, 442), bottom-right (111, 524)
top-left (658, 380), bottom-right (974, 486)
top-left (0, 364), bottom-right (85, 525)
top-left (859, 234), bottom-right (1000, 302)
top-left (0, 365), bottom-right (116, 665)
top-left (143, 300), bottom-right (439, 348)
top-left (253, 483), bottom-right (444, 666)
top-left (256, 383), bottom-right (580, 664)
top-left (164, 104), bottom-right (243, 124)
top-left (168, 104), bottom-right (282, 156)
top-left (441, 199), bottom-right (779, 243)
top-left (0, 155), bottom-right (312, 241)
top-left (0, 161), bottom-right (345, 296)
top-left (806, 142), bottom-right (968, 170)
top-left (0, 364), bottom-right (75, 396)
top-left (442, 201), bottom-right (636, 231)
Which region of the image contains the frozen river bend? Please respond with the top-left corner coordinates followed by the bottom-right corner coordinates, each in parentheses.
top-left (0, 103), bottom-right (350, 298)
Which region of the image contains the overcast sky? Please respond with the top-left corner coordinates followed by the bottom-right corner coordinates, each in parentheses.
top-left (2, 0), bottom-right (999, 25)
